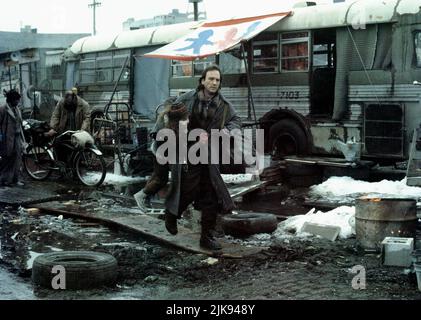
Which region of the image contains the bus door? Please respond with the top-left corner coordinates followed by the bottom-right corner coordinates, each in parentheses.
top-left (310, 29), bottom-right (336, 118)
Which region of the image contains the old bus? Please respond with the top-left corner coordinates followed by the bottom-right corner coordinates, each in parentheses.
top-left (166, 0), bottom-right (421, 165)
top-left (65, 0), bottom-right (421, 167)
top-left (64, 20), bottom-right (207, 145)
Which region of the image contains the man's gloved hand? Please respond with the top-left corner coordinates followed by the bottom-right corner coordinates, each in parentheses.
top-left (134, 189), bottom-right (149, 212)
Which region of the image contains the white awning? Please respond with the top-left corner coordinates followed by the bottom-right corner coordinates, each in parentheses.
top-left (144, 12), bottom-right (291, 61)
top-left (69, 21), bottom-right (203, 55)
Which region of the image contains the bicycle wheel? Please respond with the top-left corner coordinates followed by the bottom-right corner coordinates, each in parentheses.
top-left (74, 149), bottom-right (106, 187)
top-left (23, 146), bottom-right (54, 180)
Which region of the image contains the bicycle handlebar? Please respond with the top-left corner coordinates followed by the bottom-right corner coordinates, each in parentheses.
top-left (56, 130), bottom-right (77, 140)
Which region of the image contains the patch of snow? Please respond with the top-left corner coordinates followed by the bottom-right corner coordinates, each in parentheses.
top-left (26, 251), bottom-right (43, 270)
top-left (309, 177), bottom-right (421, 202)
top-left (45, 246), bottom-right (63, 252)
top-left (222, 174), bottom-right (254, 184)
top-left (278, 206), bottom-right (356, 239)
top-left (201, 258), bottom-right (219, 265)
top-left (86, 173), bottom-right (149, 186)
top-left (10, 233), bottom-right (19, 241)
top-left (223, 206), bottom-right (356, 247)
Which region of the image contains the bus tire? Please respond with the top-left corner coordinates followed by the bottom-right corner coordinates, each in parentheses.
top-left (269, 119), bottom-right (308, 158)
top-left (32, 251), bottom-right (118, 290)
top-left (221, 213), bottom-right (278, 238)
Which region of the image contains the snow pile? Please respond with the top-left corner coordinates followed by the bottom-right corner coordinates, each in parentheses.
top-left (277, 206), bottom-right (356, 239)
top-left (309, 177), bottom-right (421, 202)
top-left (85, 173), bottom-right (149, 186)
top-left (225, 177), bottom-right (421, 246)
top-left (222, 174), bottom-right (254, 184)
top-left (224, 206), bottom-right (356, 247)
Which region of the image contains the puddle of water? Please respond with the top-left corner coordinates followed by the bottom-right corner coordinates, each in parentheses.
top-left (0, 266), bottom-right (35, 300)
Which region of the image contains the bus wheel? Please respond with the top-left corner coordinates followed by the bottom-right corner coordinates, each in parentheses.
top-left (269, 119), bottom-right (308, 159)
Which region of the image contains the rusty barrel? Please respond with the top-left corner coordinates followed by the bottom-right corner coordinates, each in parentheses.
top-left (355, 197), bottom-right (417, 250)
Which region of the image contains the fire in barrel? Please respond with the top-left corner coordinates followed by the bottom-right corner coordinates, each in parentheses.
top-left (355, 197), bottom-right (418, 251)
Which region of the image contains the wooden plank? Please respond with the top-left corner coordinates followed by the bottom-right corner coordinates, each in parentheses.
top-left (284, 156), bottom-right (375, 168)
top-left (32, 201), bottom-right (266, 258)
top-left (0, 187), bottom-right (63, 206)
top-left (229, 180), bottom-right (271, 199)
top-left (100, 179), bottom-right (271, 203)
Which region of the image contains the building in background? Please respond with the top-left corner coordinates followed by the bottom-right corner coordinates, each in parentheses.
top-left (0, 27), bottom-right (89, 119)
top-left (123, 8), bottom-right (206, 30)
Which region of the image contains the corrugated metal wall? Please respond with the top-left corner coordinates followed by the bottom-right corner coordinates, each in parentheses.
top-left (171, 85), bottom-right (310, 121)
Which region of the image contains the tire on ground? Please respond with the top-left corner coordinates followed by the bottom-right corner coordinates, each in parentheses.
top-left (32, 251), bottom-right (118, 290)
top-left (269, 119), bottom-right (309, 158)
top-left (221, 213), bottom-right (278, 238)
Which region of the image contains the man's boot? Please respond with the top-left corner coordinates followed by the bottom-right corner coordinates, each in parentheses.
top-left (165, 212), bottom-right (178, 235)
top-left (200, 212), bottom-right (222, 251)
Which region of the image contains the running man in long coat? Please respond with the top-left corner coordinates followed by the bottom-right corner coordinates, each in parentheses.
top-left (162, 65), bottom-right (241, 251)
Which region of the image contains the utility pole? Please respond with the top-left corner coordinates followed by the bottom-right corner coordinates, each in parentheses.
top-left (189, 0), bottom-right (202, 21)
top-left (88, 0), bottom-right (102, 36)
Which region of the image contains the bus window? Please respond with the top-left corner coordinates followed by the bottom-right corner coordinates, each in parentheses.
top-left (79, 50), bottom-right (129, 84)
top-left (193, 56), bottom-right (215, 76)
top-left (281, 32), bottom-right (309, 72)
top-left (313, 44), bottom-right (335, 68)
top-left (80, 70), bottom-right (96, 84)
top-left (171, 57), bottom-right (215, 78)
top-left (172, 61), bottom-right (193, 77)
top-left (252, 33), bottom-right (278, 73)
top-left (415, 31), bottom-right (421, 67)
top-left (96, 69), bottom-right (113, 83)
top-left (113, 50), bottom-right (130, 82)
top-left (312, 29), bottom-right (335, 69)
top-left (80, 55), bottom-right (96, 84)
top-left (219, 47), bottom-right (246, 74)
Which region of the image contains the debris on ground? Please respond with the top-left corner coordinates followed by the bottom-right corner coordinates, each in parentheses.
top-left (1, 176), bottom-right (421, 300)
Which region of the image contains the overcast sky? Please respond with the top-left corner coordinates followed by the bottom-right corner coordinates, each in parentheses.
top-left (0, 0), bottom-right (332, 35)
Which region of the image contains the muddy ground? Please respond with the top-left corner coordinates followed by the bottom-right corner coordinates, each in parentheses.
top-left (1, 174), bottom-right (421, 300)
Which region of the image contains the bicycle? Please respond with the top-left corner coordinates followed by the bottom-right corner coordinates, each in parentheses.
top-left (22, 119), bottom-right (107, 187)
